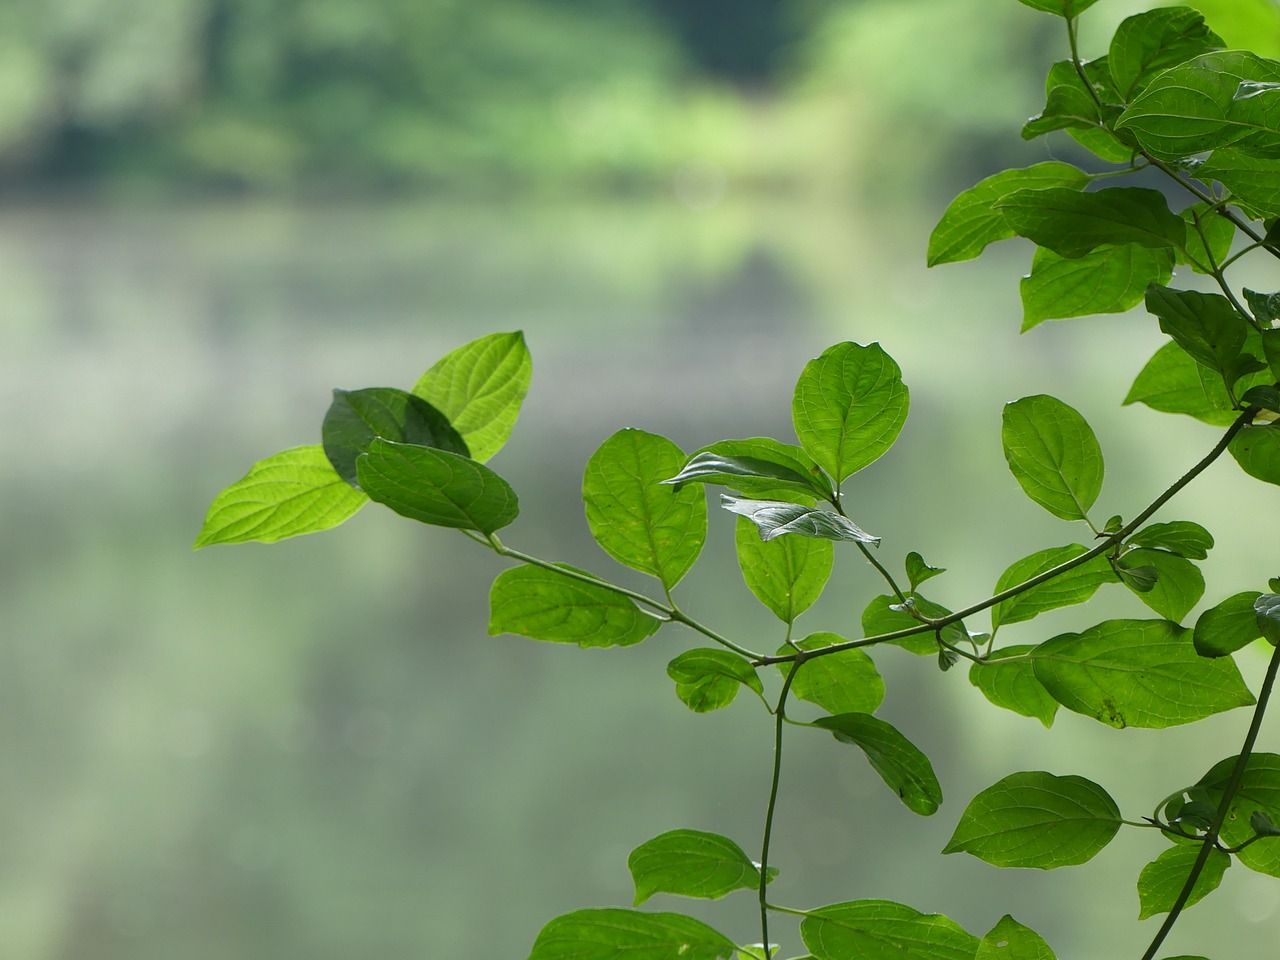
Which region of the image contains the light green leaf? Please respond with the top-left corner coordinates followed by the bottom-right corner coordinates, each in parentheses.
top-left (800, 900), bottom-right (977, 960)
top-left (1179, 203), bottom-right (1237, 274)
top-left (489, 564), bottom-right (659, 648)
top-left (1118, 548), bottom-right (1205, 622)
top-left (994, 187), bottom-right (1186, 260)
top-left (970, 646), bottom-right (1059, 728)
top-left (1020, 244), bottom-right (1174, 330)
top-left (194, 445), bottom-right (367, 547)
top-left (527, 909), bottom-right (736, 960)
top-left (1002, 395), bottom-right (1104, 521)
top-left (792, 342), bottom-right (909, 484)
top-left (322, 386), bottom-right (468, 488)
top-left (943, 771), bottom-right (1122, 868)
top-left (664, 438), bottom-right (834, 503)
top-left (1197, 752), bottom-right (1280, 876)
top-left (735, 516), bottom-right (833, 624)
top-left (780, 633), bottom-right (885, 716)
top-left (1230, 423), bottom-right (1280, 484)
top-left (1194, 591), bottom-right (1263, 656)
top-left (1109, 8), bottom-right (1225, 99)
top-left (668, 649), bottom-right (764, 713)
top-left (1016, 0), bottom-right (1102, 16)
top-left (905, 551), bottom-right (946, 590)
top-left (928, 162), bottom-right (1090, 266)
top-left (584, 429), bottom-right (706, 591)
top-left (628, 829), bottom-right (775, 905)
top-left (357, 438), bottom-right (518, 534)
top-left (1124, 341), bottom-right (1257, 425)
top-left (1145, 286), bottom-right (1258, 385)
top-left (1128, 520), bottom-right (1214, 559)
top-left (1022, 63), bottom-right (1102, 140)
top-left (976, 915), bottom-right (1057, 960)
top-left (991, 544), bottom-right (1117, 631)
top-left (412, 331), bottom-right (532, 463)
top-left (1137, 844), bottom-right (1230, 919)
top-left (1030, 619), bottom-right (1254, 728)
top-left (862, 594), bottom-right (968, 656)
top-left (810, 713), bottom-right (942, 815)
top-left (722, 497), bottom-right (878, 545)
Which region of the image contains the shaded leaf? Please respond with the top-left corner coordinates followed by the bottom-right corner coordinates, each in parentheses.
top-left (664, 438), bottom-right (833, 503)
top-left (781, 633), bottom-right (885, 716)
top-left (722, 496), bottom-right (878, 544)
top-left (970, 646), bottom-right (1059, 728)
top-left (1197, 752), bottom-right (1280, 876)
top-left (489, 564), bottom-right (659, 648)
top-left (1257, 593), bottom-right (1280, 646)
top-left (527, 909), bottom-right (736, 960)
top-left (976, 915), bottom-right (1057, 960)
top-left (991, 544), bottom-right (1117, 631)
top-left (1246, 288), bottom-right (1280, 325)
top-left (1137, 844), bottom-right (1230, 918)
top-left (994, 187), bottom-right (1186, 260)
top-left (735, 516), bottom-right (832, 624)
top-left (628, 829), bottom-right (774, 905)
top-left (800, 900), bottom-right (977, 960)
top-left (1020, 244), bottom-right (1174, 330)
top-left (1179, 202), bottom-right (1237, 275)
top-left (1124, 341), bottom-right (1257, 425)
top-left (1002, 395), bottom-right (1104, 521)
top-left (1230, 423), bottom-right (1280, 484)
top-left (1146, 286), bottom-right (1259, 385)
top-left (1194, 591), bottom-right (1263, 656)
top-left (905, 551), bottom-right (946, 590)
top-left (1109, 7), bottom-right (1225, 99)
top-left (668, 648), bottom-right (764, 713)
top-left (1118, 548), bottom-right (1205, 622)
top-left (862, 594), bottom-right (967, 656)
top-left (1128, 520), bottom-right (1214, 559)
top-left (322, 386), bottom-right (468, 487)
top-left (810, 713), bottom-right (942, 815)
top-left (1022, 63), bottom-right (1102, 140)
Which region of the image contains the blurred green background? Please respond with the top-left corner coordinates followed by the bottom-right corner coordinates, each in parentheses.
top-left (4, 1), bottom-right (1280, 958)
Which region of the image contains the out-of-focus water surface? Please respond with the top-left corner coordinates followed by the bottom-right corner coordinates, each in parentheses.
top-left (3, 196), bottom-right (1278, 960)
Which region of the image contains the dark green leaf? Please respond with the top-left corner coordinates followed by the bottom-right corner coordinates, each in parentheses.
top-left (1022, 66), bottom-right (1102, 140)
top-left (527, 909), bottom-right (736, 960)
top-left (862, 594), bottom-right (966, 656)
top-left (943, 771), bottom-right (1121, 868)
top-left (1109, 8), bottom-right (1225, 99)
top-left (1198, 148), bottom-right (1280, 220)
top-left (1230, 423), bottom-right (1280, 484)
top-left (664, 438), bottom-right (833, 503)
top-left (994, 187), bottom-right (1186, 260)
top-left (1015, 0), bottom-right (1102, 16)
top-left (1128, 520), bottom-right (1214, 559)
top-left (1240, 385), bottom-right (1280, 412)
top-left (1197, 753), bottom-right (1280, 876)
top-left (1137, 844), bottom-right (1230, 918)
top-left (1194, 591), bottom-right (1263, 656)
top-left (1179, 202), bottom-right (1237, 275)
top-left (991, 544), bottom-right (1117, 631)
top-left (489, 564), bottom-right (659, 648)
top-left (970, 646), bottom-right (1059, 728)
top-left (628, 829), bottom-right (774, 905)
top-left (810, 713), bottom-right (942, 815)
top-left (722, 496), bottom-right (878, 544)
top-left (928, 162), bottom-right (1090, 266)
top-left (1030, 619), bottom-right (1254, 728)
top-left (1124, 341), bottom-right (1258, 425)
top-left (357, 438), bottom-right (518, 534)
top-left (1002, 395), bottom-right (1104, 521)
top-left (1246, 289), bottom-right (1280, 325)
top-left (781, 633), bottom-right (885, 716)
top-left (905, 551), bottom-right (946, 590)
top-left (1118, 548), bottom-right (1205, 622)
top-left (1252, 810), bottom-right (1280, 837)
top-left (584, 429), bottom-right (706, 590)
top-left (668, 648), bottom-right (764, 713)
top-left (322, 387), bottom-right (468, 487)
top-left (1021, 244), bottom-right (1174, 330)
top-left (800, 900), bottom-right (977, 960)
top-left (194, 445), bottom-right (367, 547)
top-left (412, 331), bottom-right (532, 463)
top-left (735, 516), bottom-right (833, 623)
top-left (1116, 563), bottom-right (1159, 593)
top-left (976, 915), bottom-right (1057, 960)
top-left (792, 342), bottom-right (909, 484)
top-left (1256, 593), bottom-right (1280, 646)
top-left (1145, 286), bottom-right (1257, 385)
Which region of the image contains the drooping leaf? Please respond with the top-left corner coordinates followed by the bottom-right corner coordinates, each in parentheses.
top-left (1001, 395), bottom-right (1104, 522)
top-left (322, 386), bottom-right (469, 487)
top-left (991, 544), bottom-right (1117, 631)
top-left (735, 517), bottom-right (833, 624)
top-left (780, 633), bottom-right (885, 716)
top-left (1030, 619), bottom-right (1254, 728)
top-left (1230, 423), bottom-right (1280, 484)
top-left (722, 497), bottom-right (878, 544)
top-left (1015, 0), bottom-right (1102, 17)
top-left (1020, 244), bottom-right (1174, 330)
top-left (1117, 548), bottom-right (1205, 622)
top-left (1124, 341), bottom-right (1256, 425)
top-left (357, 438), bottom-right (518, 534)
top-left (1257, 593), bottom-right (1280, 646)
top-left (527, 909), bottom-right (737, 960)
top-left (792, 342), bottom-right (909, 484)
top-left (628, 829), bottom-right (775, 905)
top-left (489, 564), bottom-right (659, 648)
top-left (993, 187), bottom-right (1186, 260)
top-left (905, 551), bottom-right (946, 590)
top-left (970, 646), bottom-right (1059, 728)
top-left (1022, 61), bottom-right (1104, 140)
top-left (928, 162), bottom-right (1090, 266)
top-left (584, 429), bottom-right (706, 591)
top-left (976, 915), bottom-right (1057, 960)
top-left (668, 648), bottom-right (764, 713)
top-left (1246, 288), bottom-right (1280, 325)
top-left (810, 713), bottom-right (942, 815)
top-left (1128, 520), bottom-right (1214, 559)
top-left (412, 331), bottom-right (532, 463)
top-left (1179, 202), bottom-right (1237, 275)
top-left (194, 445), bottom-right (367, 547)
top-left (943, 771), bottom-right (1122, 868)
top-left (1137, 843), bottom-right (1230, 919)
top-left (1145, 286), bottom-right (1260, 386)
top-left (800, 901), bottom-right (977, 960)
top-left (664, 438), bottom-right (834, 503)
top-left (1194, 591), bottom-right (1263, 656)
top-left (1109, 7), bottom-right (1225, 99)
top-left (1197, 753), bottom-right (1280, 876)
top-left (861, 594), bottom-right (967, 656)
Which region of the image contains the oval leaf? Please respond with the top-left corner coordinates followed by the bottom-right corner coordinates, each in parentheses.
top-left (735, 516), bottom-right (833, 624)
top-left (527, 909), bottom-right (736, 960)
top-left (1020, 244), bottom-right (1174, 331)
top-left (976, 915), bottom-right (1057, 960)
top-left (1128, 520), bottom-right (1214, 560)
top-left (489, 564), bottom-right (659, 648)
top-left (1137, 843), bottom-right (1230, 919)
top-left (800, 900), bottom-right (977, 960)
top-left (1230, 423), bottom-right (1280, 484)
top-left (810, 713), bottom-right (942, 815)
top-left (991, 544), bottom-right (1117, 631)
top-left (1124, 341), bottom-right (1262, 426)
top-left (1109, 7), bottom-right (1225, 99)
top-left (665, 438), bottom-right (834, 502)
top-left (969, 646), bottom-right (1059, 728)
top-left (1002, 395), bottom-right (1104, 522)
top-left (993, 187), bottom-right (1186, 260)
top-left (781, 633), bottom-right (885, 716)
top-left (1197, 752), bottom-right (1280, 877)
top-left (322, 386), bottom-right (468, 488)
top-left (1194, 591), bottom-right (1263, 657)
top-left (668, 648), bottom-right (763, 713)
top-left (628, 829), bottom-right (775, 905)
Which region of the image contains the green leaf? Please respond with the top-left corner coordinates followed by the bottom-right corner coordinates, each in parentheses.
top-left (1145, 286), bottom-right (1258, 385)
top-left (1109, 8), bottom-right (1225, 99)
top-left (800, 901), bottom-right (977, 960)
top-left (905, 551), bottom-right (945, 590)
top-left (1002, 395), bottom-right (1104, 521)
top-left (810, 713), bottom-right (942, 815)
top-left (1030, 619), bottom-right (1254, 728)
top-left (928, 162), bottom-right (1090, 266)
top-left (722, 497), bottom-right (878, 544)
top-left (527, 909), bottom-right (736, 960)
top-left (993, 187), bottom-right (1186, 260)
top-left (1015, 0), bottom-right (1102, 16)
top-left (357, 438), bottom-right (518, 534)
top-left (1117, 51), bottom-right (1280, 160)
top-left (792, 342), bottom-right (909, 484)
top-left (735, 516), bottom-right (832, 623)
top-left (1124, 341), bottom-right (1251, 425)
top-left (1246, 288), bottom-right (1280, 325)
top-left (1020, 244), bottom-right (1174, 330)
top-left (1229, 423), bottom-right (1280, 484)
top-left (1128, 520), bottom-right (1214, 559)
top-left (1194, 591), bottom-right (1263, 656)
top-left (322, 387), bottom-right (468, 487)
top-left (668, 648), bottom-right (764, 713)
top-left (412, 331), bottom-right (532, 463)
top-left (976, 915), bottom-right (1056, 960)
top-left (1257, 593), bottom-right (1280, 646)
top-left (584, 429), bottom-right (706, 591)
top-left (781, 633), bottom-right (885, 716)
top-left (1137, 844), bottom-right (1230, 919)
top-left (194, 445), bottom-right (367, 547)
top-left (991, 544), bottom-right (1117, 631)
top-left (1118, 549), bottom-right (1205, 622)
top-left (489, 564), bottom-right (660, 648)
top-left (943, 771), bottom-right (1121, 868)
top-left (1022, 64), bottom-right (1103, 140)
top-left (970, 646), bottom-right (1059, 728)
top-left (664, 438), bottom-right (834, 503)
top-left (1179, 202), bottom-right (1237, 275)
top-left (628, 829), bottom-right (774, 905)
top-left (862, 594), bottom-right (966, 656)
top-left (1197, 753), bottom-right (1280, 876)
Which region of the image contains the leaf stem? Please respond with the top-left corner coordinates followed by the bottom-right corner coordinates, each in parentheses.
top-left (1143, 153), bottom-right (1280, 261)
top-left (759, 662), bottom-right (800, 957)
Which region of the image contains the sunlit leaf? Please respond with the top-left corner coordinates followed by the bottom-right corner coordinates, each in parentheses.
top-left (1230, 423), bottom-right (1280, 484)
top-left (800, 900), bottom-right (977, 960)
top-left (862, 594), bottom-right (967, 656)
top-left (1118, 548), bottom-right (1205, 622)
top-left (810, 713), bottom-right (942, 815)
top-left (1194, 591), bottom-right (1263, 656)
top-left (993, 187), bottom-right (1185, 260)
top-left (970, 646), bottom-right (1059, 728)
top-left (1197, 753), bottom-right (1280, 876)
top-left (1124, 341), bottom-right (1261, 425)
top-left (1001, 395), bottom-right (1104, 522)
top-left (1128, 520), bottom-right (1214, 559)
top-left (1137, 844), bottom-right (1230, 918)
top-left (664, 438), bottom-right (834, 503)
top-left (1109, 7), bottom-right (1224, 99)
top-left (1015, 0), bottom-right (1102, 17)
top-left (489, 564), bottom-right (659, 648)
top-left (1020, 244), bottom-right (1174, 330)
top-left (722, 497), bottom-right (878, 544)
top-left (905, 551), bottom-right (946, 590)
top-left (736, 517), bottom-right (832, 624)
top-left (976, 914), bottom-right (1057, 960)
top-left (1179, 202), bottom-right (1237, 275)
top-left (527, 909), bottom-right (736, 960)
top-left (668, 648), bottom-right (764, 713)
top-left (991, 544), bottom-right (1116, 631)
top-left (628, 829), bottom-right (775, 905)
top-left (322, 386), bottom-right (468, 487)
top-left (780, 633), bottom-right (885, 716)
